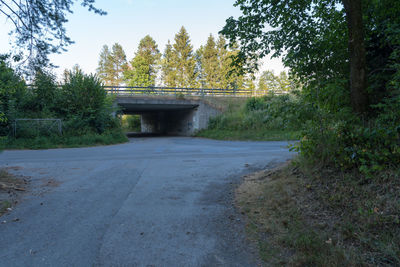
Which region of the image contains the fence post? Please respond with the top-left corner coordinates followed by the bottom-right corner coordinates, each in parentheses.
top-left (13, 121), bottom-right (16, 137)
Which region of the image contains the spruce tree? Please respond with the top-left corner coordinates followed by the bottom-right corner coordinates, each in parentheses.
top-left (201, 35), bottom-right (219, 88)
top-left (125, 35), bottom-right (161, 87)
top-left (161, 40), bottom-right (177, 87)
top-left (217, 36), bottom-right (245, 90)
top-left (172, 26), bottom-right (198, 88)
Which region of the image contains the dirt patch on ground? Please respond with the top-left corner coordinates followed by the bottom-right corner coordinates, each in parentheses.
top-left (0, 168), bottom-right (29, 217)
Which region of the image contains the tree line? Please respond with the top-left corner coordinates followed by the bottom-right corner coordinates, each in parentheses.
top-left (96, 26), bottom-right (293, 93)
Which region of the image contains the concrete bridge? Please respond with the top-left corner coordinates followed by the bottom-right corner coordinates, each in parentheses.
top-left (115, 96), bottom-right (220, 136)
top-left (106, 87), bottom-right (249, 136)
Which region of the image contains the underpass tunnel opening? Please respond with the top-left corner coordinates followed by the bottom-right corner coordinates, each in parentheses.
top-left (121, 114), bottom-right (141, 133)
top-left (115, 97), bottom-right (220, 137)
top-left (121, 108), bottom-right (198, 137)
top-left (140, 109), bottom-right (197, 136)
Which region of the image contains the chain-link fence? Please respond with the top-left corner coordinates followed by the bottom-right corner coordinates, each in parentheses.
top-left (12, 119), bottom-right (62, 138)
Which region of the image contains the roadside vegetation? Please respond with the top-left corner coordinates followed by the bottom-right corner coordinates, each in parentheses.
top-left (197, 93), bottom-right (308, 141)
top-left (0, 59), bottom-right (127, 149)
top-left (237, 160), bottom-right (399, 266)
top-left (213, 0), bottom-right (400, 265)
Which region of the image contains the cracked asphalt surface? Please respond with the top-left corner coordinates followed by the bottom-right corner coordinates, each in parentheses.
top-left (0, 137), bottom-right (294, 266)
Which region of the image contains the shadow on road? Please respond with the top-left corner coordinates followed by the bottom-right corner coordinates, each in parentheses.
top-left (125, 132), bottom-right (180, 138)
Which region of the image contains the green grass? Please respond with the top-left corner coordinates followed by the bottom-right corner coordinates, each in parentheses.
top-left (196, 129), bottom-right (300, 141)
top-left (1, 130), bottom-right (128, 150)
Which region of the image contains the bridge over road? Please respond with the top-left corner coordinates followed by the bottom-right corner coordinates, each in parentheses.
top-left (106, 86), bottom-right (252, 136)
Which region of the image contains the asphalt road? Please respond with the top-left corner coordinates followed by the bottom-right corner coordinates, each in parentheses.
top-left (0, 137), bottom-right (294, 267)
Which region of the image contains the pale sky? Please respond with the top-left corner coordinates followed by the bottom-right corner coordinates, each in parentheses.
top-left (0, 0), bottom-right (286, 79)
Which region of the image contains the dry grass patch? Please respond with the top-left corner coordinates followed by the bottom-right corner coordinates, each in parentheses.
top-left (0, 168), bottom-right (28, 216)
top-left (236, 160), bottom-right (399, 266)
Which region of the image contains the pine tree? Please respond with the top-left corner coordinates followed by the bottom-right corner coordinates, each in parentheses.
top-left (125, 35), bottom-right (161, 87)
top-left (201, 35), bottom-right (219, 88)
top-left (96, 43), bottom-right (127, 86)
top-left (172, 26), bottom-right (198, 88)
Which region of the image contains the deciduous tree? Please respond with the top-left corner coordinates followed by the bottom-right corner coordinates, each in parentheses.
top-left (0, 0), bottom-right (106, 67)
top-left (221, 0), bottom-right (370, 113)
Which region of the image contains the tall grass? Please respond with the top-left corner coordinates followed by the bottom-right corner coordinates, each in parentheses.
top-left (197, 94), bottom-right (312, 141)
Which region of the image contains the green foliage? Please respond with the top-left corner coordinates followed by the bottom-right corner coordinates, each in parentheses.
top-left (0, 56), bottom-right (27, 135)
top-left (97, 43), bottom-right (127, 86)
top-left (221, 0), bottom-right (400, 176)
top-left (32, 70), bottom-right (58, 113)
top-left (4, 129), bottom-right (127, 150)
top-left (222, 0), bottom-right (348, 99)
top-left (122, 115), bottom-right (141, 132)
top-left (1, 0), bottom-right (106, 68)
top-left (0, 59), bottom-right (123, 147)
top-left (161, 40), bottom-right (178, 87)
top-left (59, 69), bottom-right (115, 134)
top-left (172, 26), bottom-right (198, 88)
top-left (199, 94), bottom-right (309, 141)
top-left (295, 105), bottom-right (400, 176)
top-left (124, 35), bottom-right (161, 87)
top-left (197, 34), bottom-right (248, 89)
top-left (257, 70), bottom-right (293, 94)
top-left (199, 35), bottom-right (219, 88)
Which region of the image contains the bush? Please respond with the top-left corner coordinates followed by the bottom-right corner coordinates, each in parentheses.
top-left (0, 56), bottom-right (27, 136)
top-left (295, 102), bottom-right (400, 175)
top-left (58, 69), bottom-right (116, 134)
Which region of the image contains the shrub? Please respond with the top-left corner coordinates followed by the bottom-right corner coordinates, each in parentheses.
top-left (59, 69), bottom-right (115, 134)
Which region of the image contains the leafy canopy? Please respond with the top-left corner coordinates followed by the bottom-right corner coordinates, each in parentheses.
top-left (0, 0), bottom-right (106, 68)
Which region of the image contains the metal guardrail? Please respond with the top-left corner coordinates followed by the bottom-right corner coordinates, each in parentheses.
top-left (103, 86), bottom-right (253, 97)
top-left (27, 84), bottom-right (288, 97)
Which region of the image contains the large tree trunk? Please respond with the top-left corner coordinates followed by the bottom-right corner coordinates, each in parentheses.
top-left (342, 0), bottom-right (369, 114)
